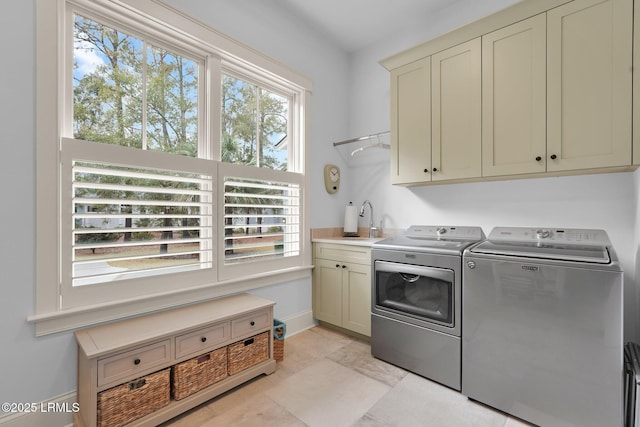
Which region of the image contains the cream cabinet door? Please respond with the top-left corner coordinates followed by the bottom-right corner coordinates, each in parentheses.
top-left (390, 57), bottom-right (431, 184)
top-left (547, 0), bottom-right (632, 171)
top-left (313, 258), bottom-right (343, 326)
top-left (341, 263), bottom-right (371, 336)
top-left (482, 14), bottom-right (547, 177)
top-left (431, 38), bottom-right (482, 181)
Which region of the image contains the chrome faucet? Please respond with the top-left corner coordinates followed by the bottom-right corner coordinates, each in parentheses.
top-left (359, 200), bottom-right (377, 238)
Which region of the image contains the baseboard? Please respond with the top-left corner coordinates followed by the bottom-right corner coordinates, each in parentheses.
top-left (0, 310), bottom-right (316, 427)
top-left (0, 392), bottom-right (75, 427)
top-left (280, 309), bottom-right (317, 338)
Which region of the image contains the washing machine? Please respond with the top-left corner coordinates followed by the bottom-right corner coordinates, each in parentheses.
top-left (462, 227), bottom-right (623, 427)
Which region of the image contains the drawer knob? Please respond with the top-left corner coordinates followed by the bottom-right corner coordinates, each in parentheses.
top-left (250, 321), bottom-right (255, 326)
top-left (134, 358), bottom-right (141, 365)
top-left (535, 156), bottom-right (542, 161)
top-left (550, 154), bottom-right (557, 160)
top-left (424, 168), bottom-right (429, 173)
top-left (201, 337), bottom-right (207, 343)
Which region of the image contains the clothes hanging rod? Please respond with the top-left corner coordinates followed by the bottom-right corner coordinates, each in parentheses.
top-left (333, 131), bottom-right (390, 147)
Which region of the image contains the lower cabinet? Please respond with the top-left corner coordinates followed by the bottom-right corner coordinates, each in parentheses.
top-left (74, 293), bottom-right (276, 427)
top-left (313, 243), bottom-right (371, 336)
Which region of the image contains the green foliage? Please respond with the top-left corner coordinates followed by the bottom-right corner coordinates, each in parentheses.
top-left (76, 227), bottom-right (122, 254)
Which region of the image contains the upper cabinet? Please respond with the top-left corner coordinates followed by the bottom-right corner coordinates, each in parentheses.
top-left (547, 0), bottom-right (632, 171)
top-left (390, 58), bottom-right (431, 184)
top-left (382, 0), bottom-right (635, 186)
top-left (432, 38), bottom-right (482, 181)
top-left (482, 14), bottom-right (547, 177)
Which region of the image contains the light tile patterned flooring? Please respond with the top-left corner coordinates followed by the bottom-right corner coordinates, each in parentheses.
top-left (162, 325), bottom-right (535, 427)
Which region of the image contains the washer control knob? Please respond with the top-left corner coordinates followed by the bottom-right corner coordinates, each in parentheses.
top-left (536, 229), bottom-right (551, 239)
top-left (437, 227), bottom-right (447, 235)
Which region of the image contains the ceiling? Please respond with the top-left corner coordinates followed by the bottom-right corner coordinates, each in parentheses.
top-left (274, 0), bottom-right (455, 52)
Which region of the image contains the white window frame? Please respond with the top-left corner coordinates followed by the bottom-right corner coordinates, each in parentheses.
top-left (31, 0), bottom-right (312, 336)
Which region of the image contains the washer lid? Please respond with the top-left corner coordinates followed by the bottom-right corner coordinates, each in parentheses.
top-left (469, 240), bottom-right (611, 264)
top-left (470, 227), bottom-right (613, 264)
top-left (373, 225), bottom-right (485, 254)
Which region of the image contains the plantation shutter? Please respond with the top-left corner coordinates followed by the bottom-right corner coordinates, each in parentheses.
top-left (61, 138), bottom-right (214, 305)
top-left (218, 162), bottom-right (302, 279)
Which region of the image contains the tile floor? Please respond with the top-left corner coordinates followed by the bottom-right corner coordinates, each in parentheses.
top-left (162, 326), bottom-right (535, 427)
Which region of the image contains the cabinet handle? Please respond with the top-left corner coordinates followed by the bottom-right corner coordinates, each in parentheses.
top-left (423, 168), bottom-right (429, 173)
top-left (335, 263), bottom-right (340, 268)
top-left (342, 265), bottom-right (347, 269)
top-left (432, 167), bottom-right (438, 172)
top-left (133, 358), bottom-right (141, 365)
top-left (550, 154), bottom-right (557, 160)
top-left (250, 321), bottom-right (255, 326)
top-left (201, 337), bottom-right (207, 343)
top-left (535, 156), bottom-right (542, 162)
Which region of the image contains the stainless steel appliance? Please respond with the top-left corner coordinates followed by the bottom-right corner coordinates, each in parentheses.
top-left (371, 225), bottom-right (485, 390)
top-left (463, 227), bottom-right (623, 427)
top-left (626, 342), bottom-right (640, 427)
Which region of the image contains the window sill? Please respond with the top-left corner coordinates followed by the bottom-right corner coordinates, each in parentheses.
top-left (27, 266), bottom-right (313, 336)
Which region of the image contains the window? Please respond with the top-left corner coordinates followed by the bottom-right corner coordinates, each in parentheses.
top-left (220, 74), bottom-right (301, 275)
top-left (69, 14), bottom-right (211, 293)
top-left (33, 0), bottom-right (311, 334)
top-left (73, 14), bottom-right (200, 154)
top-left (222, 74), bottom-right (290, 170)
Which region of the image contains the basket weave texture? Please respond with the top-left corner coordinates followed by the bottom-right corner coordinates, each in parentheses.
top-left (228, 332), bottom-right (269, 375)
top-left (172, 347), bottom-right (228, 400)
top-left (97, 368), bottom-right (170, 427)
top-left (273, 339), bottom-right (284, 361)
top-left (273, 322), bottom-right (285, 361)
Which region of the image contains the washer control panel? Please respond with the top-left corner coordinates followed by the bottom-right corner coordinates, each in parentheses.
top-left (488, 227), bottom-right (610, 246)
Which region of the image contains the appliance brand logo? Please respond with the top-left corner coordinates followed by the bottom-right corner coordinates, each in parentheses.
top-left (405, 254), bottom-right (416, 259)
top-left (521, 265), bottom-right (539, 272)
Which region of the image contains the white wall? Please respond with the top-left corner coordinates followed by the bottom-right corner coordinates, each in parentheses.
top-left (346, 0), bottom-right (640, 343)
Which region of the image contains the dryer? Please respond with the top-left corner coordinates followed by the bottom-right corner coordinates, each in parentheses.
top-left (462, 227), bottom-right (623, 427)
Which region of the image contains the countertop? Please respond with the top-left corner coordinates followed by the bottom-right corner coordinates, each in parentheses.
top-left (311, 236), bottom-right (385, 247)
top-left (311, 227), bottom-right (388, 247)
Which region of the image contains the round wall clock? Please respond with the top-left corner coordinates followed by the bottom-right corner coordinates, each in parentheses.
top-left (324, 164), bottom-right (340, 194)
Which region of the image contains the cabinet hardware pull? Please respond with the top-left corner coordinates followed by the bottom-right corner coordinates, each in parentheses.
top-left (535, 156), bottom-right (542, 161)
top-left (336, 264), bottom-right (340, 268)
top-left (201, 337), bottom-right (207, 343)
top-left (133, 358), bottom-right (141, 365)
top-left (244, 338), bottom-right (255, 346)
top-left (550, 154), bottom-right (557, 160)
top-left (342, 265), bottom-right (347, 268)
top-left (250, 321), bottom-right (255, 326)
top-left (197, 354), bottom-right (211, 364)
top-left (423, 168), bottom-right (429, 173)
top-left (432, 167), bottom-right (438, 172)
top-left (128, 378), bottom-right (146, 390)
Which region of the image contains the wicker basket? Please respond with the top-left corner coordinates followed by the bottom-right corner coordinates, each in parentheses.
top-left (172, 347), bottom-right (228, 400)
top-left (273, 339), bottom-right (284, 361)
top-left (97, 368), bottom-right (170, 427)
top-left (228, 332), bottom-right (269, 375)
top-left (273, 319), bottom-right (285, 362)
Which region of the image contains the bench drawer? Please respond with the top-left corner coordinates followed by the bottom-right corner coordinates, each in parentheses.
top-left (97, 340), bottom-right (171, 387)
top-left (231, 309), bottom-right (270, 339)
top-left (175, 322), bottom-right (229, 359)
